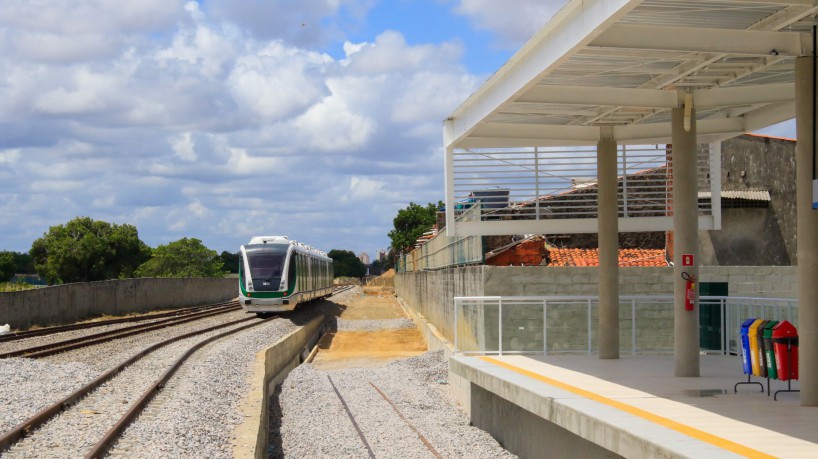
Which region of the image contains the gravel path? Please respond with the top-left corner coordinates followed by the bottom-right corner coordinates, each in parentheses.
top-left (271, 351), bottom-right (516, 459)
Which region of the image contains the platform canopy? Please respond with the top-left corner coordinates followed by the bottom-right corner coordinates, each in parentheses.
top-left (444, 0), bottom-right (817, 236)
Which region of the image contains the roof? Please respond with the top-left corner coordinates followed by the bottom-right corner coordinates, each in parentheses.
top-left (548, 248), bottom-right (668, 267)
top-left (445, 0), bottom-right (813, 149)
top-left (698, 189), bottom-right (771, 201)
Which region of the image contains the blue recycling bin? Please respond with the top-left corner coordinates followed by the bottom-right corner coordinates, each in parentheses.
top-left (740, 318), bottom-right (757, 374)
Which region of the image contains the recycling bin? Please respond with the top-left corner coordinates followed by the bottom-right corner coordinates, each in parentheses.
top-left (740, 318), bottom-right (756, 375)
top-left (763, 320), bottom-right (779, 380)
top-left (772, 321), bottom-right (799, 381)
top-left (748, 319), bottom-right (765, 376)
top-left (756, 319), bottom-right (770, 378)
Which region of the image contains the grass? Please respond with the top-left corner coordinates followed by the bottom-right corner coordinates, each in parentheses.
top-left (0, 282), bottom-right (38, 292)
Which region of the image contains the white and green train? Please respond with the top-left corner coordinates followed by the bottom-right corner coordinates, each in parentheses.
top-left (239, 236), bottom-right (333, 316)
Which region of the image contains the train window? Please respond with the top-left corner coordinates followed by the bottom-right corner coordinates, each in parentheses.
top-left (287, 254), bottom-right (296, 291)
top-left (246, 252), bottom-right (285, 291)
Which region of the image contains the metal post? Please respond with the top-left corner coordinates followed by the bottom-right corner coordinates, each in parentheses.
top-left (588, 299), bottom-right (593, 355)
top-left (499, 299), bottom-right (503, 356)
top-left (543, 299), bottom-right (548, 355)
top-left (454, 298), bottom-right (459, 353)
top-left (631, 298), bottom-right (637, 356)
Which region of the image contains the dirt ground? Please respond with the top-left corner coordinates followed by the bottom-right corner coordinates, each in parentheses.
top-left (311, 286), bottom-right (427, 370)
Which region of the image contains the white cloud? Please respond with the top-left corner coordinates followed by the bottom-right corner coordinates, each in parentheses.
top-left (0, 2), bottom-right (482, 257)
top-left (0, 149), bottom-right (20, 165)
top-left (171, 133), bottom-right (197, 161)
top-left (453, 0), bottom-right (565, 47)
top-left (293, 92), bottom-right (376, 152)
top-left (226, 44), bottom-right (330, 121)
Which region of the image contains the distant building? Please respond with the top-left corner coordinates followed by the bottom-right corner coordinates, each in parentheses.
top-left (377, 249), bottom-right (388, 262)
top-left (359, 252), bottom-right (371, 265)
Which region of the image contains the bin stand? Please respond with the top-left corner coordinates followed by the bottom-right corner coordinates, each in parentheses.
top-left (774, 341), bottom-right (801, 401)
top-left (734, 374), bottom-right (764, 393)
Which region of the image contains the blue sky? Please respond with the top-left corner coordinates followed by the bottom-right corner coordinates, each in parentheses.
top-left (0, 0), bottom-right (797, 260)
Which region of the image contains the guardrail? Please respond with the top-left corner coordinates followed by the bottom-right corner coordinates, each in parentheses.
top-left (398, 204), bottom-right (483, 272)
top-left (453, 295), bottom-right (797, 356)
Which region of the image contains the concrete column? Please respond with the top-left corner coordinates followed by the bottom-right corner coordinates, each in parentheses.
top-left (598, 128), bottom-right (619, 359)
top-left (795, 57), bottom-right (818, 406)
top-left (672, 103), bottom-right (699, 377)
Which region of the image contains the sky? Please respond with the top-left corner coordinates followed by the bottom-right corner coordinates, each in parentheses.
top-left (0, 0), bottom-right (797, 259)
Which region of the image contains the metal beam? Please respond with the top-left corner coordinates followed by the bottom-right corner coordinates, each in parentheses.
top-left (453, 216), bottom-right (715, 236)
top-left (445, 0), bottom-right (642, 149)
top-left (517, 86), bottom-right (678, 109)
top-left (592, 24), bottom-right (809, 57)
top-left (693, 83), bottom-right (794, 108)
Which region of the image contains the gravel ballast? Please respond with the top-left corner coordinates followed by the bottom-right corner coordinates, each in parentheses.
top-left (272, 351), bottom-right (516, 458)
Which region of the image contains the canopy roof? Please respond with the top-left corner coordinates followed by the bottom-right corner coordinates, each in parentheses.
top-left (445, 0), bottom-right (817, 149)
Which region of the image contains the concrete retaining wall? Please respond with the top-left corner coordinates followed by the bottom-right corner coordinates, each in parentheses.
top-left (233, 315), bottom-right (327, 459)
top-left (395, 266), bottom-right (797, 354)
top-left (0, 277), bottom-right (237, 329)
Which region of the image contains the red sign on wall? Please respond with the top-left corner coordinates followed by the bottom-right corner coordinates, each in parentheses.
top-left (682, 254), bottom-right (694, 266)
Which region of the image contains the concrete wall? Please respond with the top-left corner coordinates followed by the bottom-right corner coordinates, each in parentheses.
top-left (470, 384), bottom-right (623, 459)
top-left (233, 315), bottom-right (327, 459)
top-left (0, 277), bottom-right (237, 329)
top-left (394, 266), bottom-right (485, 342)
top-left (699, 135), bottom-right (797, 266)
top-left (396, 265), bottom-right (797, 354)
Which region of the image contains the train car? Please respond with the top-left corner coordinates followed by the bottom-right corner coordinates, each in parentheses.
top-left (238, 236), bottom-right (333, 316)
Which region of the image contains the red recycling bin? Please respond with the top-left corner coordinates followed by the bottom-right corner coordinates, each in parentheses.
top-left (772, 321), bottom-right (798, 381)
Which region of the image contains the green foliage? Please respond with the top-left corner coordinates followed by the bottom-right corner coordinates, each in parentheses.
top-left (387, 201), bottom-right (442, 253)
top-left (136, 238), bottom-right (225, 278)
top-left (0, 251), bottom-right (15, 282)
top-left (13, 252), bottom-right (36, 274)
top-left (30, 217), bottom-right (151, 284)
top-left (219, 251), bottom-right (240, 274)
top-left (0, 282), bottom-right (36, 292)
top-left (327, 249), bottom-right (366, 278)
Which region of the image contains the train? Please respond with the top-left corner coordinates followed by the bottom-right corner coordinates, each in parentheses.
top-left (238, 236), bottom-right (333, 316)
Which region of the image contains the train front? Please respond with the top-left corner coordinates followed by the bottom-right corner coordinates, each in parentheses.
top-left (238, 241), bottom-right (294, 313)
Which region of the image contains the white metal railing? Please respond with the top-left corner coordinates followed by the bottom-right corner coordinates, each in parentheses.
top-left (448, 144), bottom-right (714, 223)
top-left (398, 204), bottom-right (483, 272)
top-left (453, 295), bottom-right (798, 356)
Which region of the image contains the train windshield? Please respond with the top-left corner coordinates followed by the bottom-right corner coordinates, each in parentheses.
top-left (245, 245), bottom-right (288, 291)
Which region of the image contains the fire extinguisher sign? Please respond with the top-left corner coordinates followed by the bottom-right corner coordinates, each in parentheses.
top-left (682, 254), bottom-right (694, 266)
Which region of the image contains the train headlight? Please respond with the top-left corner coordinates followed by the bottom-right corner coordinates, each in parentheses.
top-left (247, 281), bottom-right (254, 292)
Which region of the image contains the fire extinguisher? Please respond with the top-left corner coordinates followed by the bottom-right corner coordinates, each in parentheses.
top-left (682, 272), bottom-right (696, 311)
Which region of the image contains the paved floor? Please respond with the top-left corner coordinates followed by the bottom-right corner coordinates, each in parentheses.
top-left (467, 354), bottom-right (817, 458)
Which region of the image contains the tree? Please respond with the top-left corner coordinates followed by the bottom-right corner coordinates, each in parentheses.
top-left (219, 251), bottom-right (240, 274)
top-left (328, 249), bottom-right (366, 278)
top-left (387, 201), bottom-right (442, 253)
top-left (0, 251), bottom-right (15, 282)
top-left (30, 217), bottom-right (151, 284)
top-left (136, 238), bottom-right (225, 278)
top-left (13, 252), bottom-right (35, 274)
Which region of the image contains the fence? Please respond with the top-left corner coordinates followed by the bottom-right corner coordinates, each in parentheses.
top-left (453, 295), bottom-right (798, 356)
top-left (398, 204), bottom-right (483, 272)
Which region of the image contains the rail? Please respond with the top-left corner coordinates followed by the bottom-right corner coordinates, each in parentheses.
top-left (453, 295), bottom-right (798, 356)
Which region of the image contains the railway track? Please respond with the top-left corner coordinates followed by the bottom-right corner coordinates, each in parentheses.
top-left (0, 300), bottom-right (238, 343)
top-left (0, 314), bottom-right (269, 458)
top-left (0, 287), bottom-right (356, 458)
top-left (0, 301), bottom-right (241, 359)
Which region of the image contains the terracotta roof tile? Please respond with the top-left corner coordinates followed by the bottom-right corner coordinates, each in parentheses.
top-left (548, 248), bottom-right (667, 267)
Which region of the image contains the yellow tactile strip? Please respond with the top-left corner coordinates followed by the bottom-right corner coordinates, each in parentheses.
top-left (479, 356), bottom-right (776, 459)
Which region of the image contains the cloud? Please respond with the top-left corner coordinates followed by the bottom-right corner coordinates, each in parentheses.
top-left (453, 0), bottom-right (564, 47)
top-left (0, 1), bottom-right (481, 257)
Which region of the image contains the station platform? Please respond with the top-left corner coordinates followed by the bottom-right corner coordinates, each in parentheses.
top-left (449, 354), bottom-right (817, 459)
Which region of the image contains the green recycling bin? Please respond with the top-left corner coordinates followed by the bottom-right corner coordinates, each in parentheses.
top-left (763, 320), bottom-right (779, 380)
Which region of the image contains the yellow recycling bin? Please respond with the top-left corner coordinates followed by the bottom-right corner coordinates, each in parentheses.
top-left (748, 319), bottom-right (765, 376)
